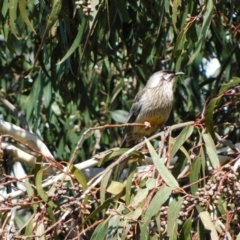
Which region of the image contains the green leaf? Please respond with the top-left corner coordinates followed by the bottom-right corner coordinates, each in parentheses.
top-left (33, 155), bottom-right (43, 184)
top-left (100, 169), bottom-right (112, 204)
top-left (36, 222), bottom-right (45, 240)
top-left (189, 156), bottom-right (202, 194)
top-left (25, 219), bottom-right (34, 240)
top-left (70, 165), bottom-right (88, 191)
top-left (204, 95), bottom-right (222, 139)
top-left (140, 186), bottom-right (172, 240)
top-left (172, 0), bottom-right (182, 32)
top-left (110, 80), bottom-right (124, 104)
top-left (19, 0), bottom-right (36, 34)
top-left (146, 178), bottom-right (157, 190)
top-left (91, 220), bottom-right (109, 240)
top-left (187, 0), bottom-right (213, 64)
top-left (125, 163), bottom-right (137, 205)
top-left (171, 125), bottom-right (193, 158)
top-left (114, 0), bottom-right (130, 22)
top-left (80, 198), bottom-right (114, 228)
top-left (219, 76), bottom-right (240, 94)
top-left (57, 20), bottom-right (88, 65)
top-left (98, 148), bottom-right (144, 166)
top-left (107, 214), bottom-right (121, 239)
top-left (107, 180), bottom-right (125, 195)
top-left (35, 169), bottom-right (57, 208)
top-left (126, 207), bottom-right (142, 220)
top-left (9, 0), bottom-right (21, 39)
top-left (110, 110), bottom-right (128, 123)
top-left (145, 138), bottom-right (179, 189)
top-left (199, 211), bottom-right (218, 240)
top-left (47, 205), bottom-right (56, 225)
top-left (167, 198), bottom-right (183, 239)
top-left (202, 130), bottom-right (220, 169)
top-left (25, 179), bottom-right (38, 213)
top-left (179, 218), bottom-right (192, 240)
top-left (45, 0), bottom-right (62, 33)
top-left (132, 188), bottom-right (149, 208)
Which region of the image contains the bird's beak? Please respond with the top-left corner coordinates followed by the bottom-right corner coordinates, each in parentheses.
top-left (174, 72), bottom-right (185, 76)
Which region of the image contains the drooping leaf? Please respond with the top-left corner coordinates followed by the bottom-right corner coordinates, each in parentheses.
top-left (140, 186), bottom-right (172, 240)
top-left (172, 0), bottom-right (182, 32)
top-left (202, 130), bottom-right (220, 169)
top-left (199, 211), bottom-right (218, 240)
top-left (171, 125), bottom-right (193, 158)
top-left (57, 19), bottom-right (88, 65)
top-left (19, 0), bottom-right (36, 34)
top-left (91, 220), bottom-right (109, 240)
top-left (167, 197), bottom-right (183, 240)
top-left (9, 0), bottom-right (21, 39)
top-left (145, 138), bottom-right (179, 189)
top-left (187, 0), bottom-right (213, 64)
top-left (204, 95), bottom-right (222, 139)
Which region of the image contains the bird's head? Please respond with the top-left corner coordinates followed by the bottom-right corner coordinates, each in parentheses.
top-left (146, 70), bottom-right (184, 89)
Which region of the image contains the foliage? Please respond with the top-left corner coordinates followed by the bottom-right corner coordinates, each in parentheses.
top-left (0, 0), bottom-right (240, 239)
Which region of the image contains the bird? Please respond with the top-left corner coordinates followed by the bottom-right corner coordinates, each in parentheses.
top-left (121, 70), bottom-right (184, 148)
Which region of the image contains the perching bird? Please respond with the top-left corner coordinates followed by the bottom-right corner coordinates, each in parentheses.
top-left (121, 70), bottom-right (184, 148)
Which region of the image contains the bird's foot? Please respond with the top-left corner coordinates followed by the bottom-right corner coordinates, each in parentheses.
top-left (144, 121), bottom-right (152, 129)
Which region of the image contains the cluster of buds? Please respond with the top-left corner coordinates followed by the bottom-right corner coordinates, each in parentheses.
top-left (194, 165), bottom-right (240, 210)
top-left (52, 182), bottom-right (91, 219)
top-left (75, 0), bottom-right (93, 16)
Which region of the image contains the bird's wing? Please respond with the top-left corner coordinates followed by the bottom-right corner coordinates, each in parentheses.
top-left (125, 91), bottom-right (143, 124)
top-left (121, 91), bottom-right (143, 147)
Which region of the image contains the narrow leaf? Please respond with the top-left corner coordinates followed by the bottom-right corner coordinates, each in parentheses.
top-left (125, 163), bottom-right (136, 205)
top-left (204, 95), bottom-right (222, 138)
top-left (171, 125), bottom-right (193, 158)
top-left (172, 0), bottom-right (182, 32)
top-left (140, 186), bottom-right (171, 240)
top-left (187, 0), bottom-right (213, 64)
top-left (145, 138), bottom-right (179, 189)
top-left (70, 165), bottom-right (88, 191)
top-left (19, 0), bottom-right (36, 34)
top-left (132, 188), bottom-right (149, 208)
top-left (25, 219), bottom-right (34, 239)
top-left (202, 130), bottom-right (220, 168)
top-left (179, 218), bottom-right (192, 240)
top-left (100, 169), bottom-right (112, 204)
top-left (45, 0), bottom-right (62, 32)
top-left (80, 198), bottom-right (114, 228)
top-left (35, 169), bottom-right (57, 208)
top-left (199, 211), bottom-right (218, 240)
top-left (57, 19), bottom-right (87, 65)
top-left (189, 157), bottom-right (202, 194)
top-left (91, 220), bottom-right (109, 240)
top-left (167, 198), bottom-right (183, 239)
top-left (219, 77), bottom-right (240, 94)
top-left (9, 0), bottom-right (21, 39)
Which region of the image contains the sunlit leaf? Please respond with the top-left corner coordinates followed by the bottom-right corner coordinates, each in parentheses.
top-left (9, 0), bottom-right (21, 39)
top-left (199, 211), bottom-right (218, 240)
top-left (145, 138), bottom-right (179, 189)
top-left (19, 0), bottom-right (36, 34)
